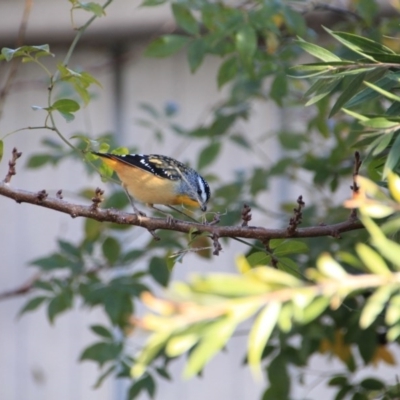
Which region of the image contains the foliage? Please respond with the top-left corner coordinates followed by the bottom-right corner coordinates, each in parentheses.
top-left (2, 0), bottom-right (400, 399)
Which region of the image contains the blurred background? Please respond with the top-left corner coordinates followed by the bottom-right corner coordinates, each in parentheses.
top-left (0, 0), bottom-right (399, 399)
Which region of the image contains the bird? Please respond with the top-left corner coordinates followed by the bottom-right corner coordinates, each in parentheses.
top-left (93, 152), bottom-right (211, 217)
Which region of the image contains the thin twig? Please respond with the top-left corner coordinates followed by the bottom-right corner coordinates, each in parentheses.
top-left (91, 187), bottom-right (104, 211)
top-left (241, 203), bottom-right (252, 227)
top-left (287, 195), bottom-right (305, 236)
top-left (350, 151), bottom-right (362, 219)
top-left (4, 148), bottom-right (22, 183)
top-left (0, 0), bottom-right (33, 118)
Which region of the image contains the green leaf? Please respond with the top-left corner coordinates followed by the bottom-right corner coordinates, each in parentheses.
top-left (248, 302), bottom-right (281, 377)
top-left (357, 327), bottom-right (377, 364)
top-left (58, 239), bottom-right (81, 259)
top-left (245, 252), bottom-right (270, 268)
top-left (31, 253), bottom-right (71, 270)
top-left (384, 133), bottom-right (400, 175)
top-left (217, 56), bottom-right (238, 88)
top-left (345, 76), bottom-right (395, 108)
top-left (295, 38), bottom-right (341, 62)
top-left (140, 0), bottom-right (165, 6)
top-left (184, 317), bottom-right (236, 377)
top-left (51, 99), bottom-right (80, 113)
top-left (328, 375), bottom-right (348, 386)
top-left (266, 355), bottom-right (290, 398)
top-left (249, 167), bottom-right (269, 195)
top-left (235, 25), bottom-right (257, 65)
top-left (197, 142), bottom-right (221, 170)
top-left (148, 257), bottom-right (170, 287)
top-left (102, 236), bottom-right (121, 265)
top-left (187, 38), bottom-right (206, 73)
top-left (33, 280), bottom-right (54, 292)
top-left (327, 30), bottom-right (395, 55)
top-left (273, 240), bottom-right (309, 257)
top-left (356, 243), bottom-right (391, 275)
top-left (363, 80), bottom-right (400, 102)
top-left (128, 375), bottom-right (155, 399)
top-left (77, 2), bottom-right (105, 17)
top-left (372, 132), bottom-right (394, 156)
top-left (329, 72), bottom-right (366, 117)
top-left (80, 342), bottom-right (122, 367)
top-left (172, 4), bottom-right (199, 35)
top-left (93, 365), bottom-right (116, 389)
top-left (144, 35), bottom-right (190, 58)
top-left (166, 333), bottom-right (198, 357)
top-left (90, 325), bottom-right (113, 339)
top-left (26, 154), bottom-right (54, 168)
top-left (301, 296), bottom-right (330, 324)
top-left (360, 117), bottom-right (399, 129)
top-left (1, 47), bottom-right (16, 61)
top-left (270, 72), bottom-right (287, 105)
top-left (0, 140), bottom-right (3, 163)
top-left (360, 285), bottom-right (396, 329)
top-left (47, 291), bottom-right (73, 323)
top-left (19, 296), bottom-right (48, 316)
top-left (360, 377), bottom-right (385, 391)
top-left (386, 294), bottom-right (400, 326)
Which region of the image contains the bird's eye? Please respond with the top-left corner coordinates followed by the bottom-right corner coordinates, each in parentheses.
top-left (197, 189), bottom-right (202, 195)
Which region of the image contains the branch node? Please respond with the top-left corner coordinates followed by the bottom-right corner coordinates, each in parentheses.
top-left (208, 212), bottom-right (221, 226)
top-left (4, 147), bottom-right (22, 183)
top-left (36, 189), bottom-right (48, 202)
top-left (212, 232), bottom-right (222, 256)
top-left (286, 195), bottom-right (305, 236)
top-left (56, 190), bottom-right (63, 200)
top-left (241, 203), bottom-right (252, 227)
top-left (91, 187), bottom-right (104, 210)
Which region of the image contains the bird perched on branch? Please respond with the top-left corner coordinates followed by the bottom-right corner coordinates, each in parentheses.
top-left (93, 152), bottom-right (211, 217)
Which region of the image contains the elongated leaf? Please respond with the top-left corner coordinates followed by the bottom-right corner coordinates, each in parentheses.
top-left (184, 318), bottom-right (236, 377)
top-left (248, 302), bottom-right (281, 377)
top-left (388, 172), bottom-right (400, 203)
top-left (325, 28), bottom-right (382, 60)
top-left (327, 30), bottom-right (395, 54)
top-left (360, 285), bottom-right (396, 329)
top-left (384, 133), bottom-right (400, 175)
top-left (316, 253), bottom-right (348, 280)
top-left (360, 118), bottom-right (399, 129)
top-left (187, 38), bottom-right (206, 73)
top-left (356, 243), bottom-right (391, 275)
top-left (19, 296), bottom-right (48, 316)
top-left (364, 80), bottom-right (400, 102)
top-left (305, 79), bottom-right (341, 106)
top-left (235, 25), bottom-right (257, 65)
top-left (197, 142), bottom-right (221, 170)
top-left (345, 76), bottom-right (395, 108)
top-left (362, 216), bottom-right (400, 270)
top-left (295, 38), bottom-right (341, 62)
top-left (329, 72), bottom-right (366, 117)
top-left (386, 294), bottom-right (400, 326)
top-left (372, 132), bottom-right (394, 156)
top-left (165, 333), bottom-right (198, 357)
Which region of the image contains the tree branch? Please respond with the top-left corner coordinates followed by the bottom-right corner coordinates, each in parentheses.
top-left (0, 179), bottom-right (364, 240)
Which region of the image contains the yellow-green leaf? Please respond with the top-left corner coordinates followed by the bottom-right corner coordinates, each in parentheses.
top-left (248, 302), bottom-right (281, 378)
